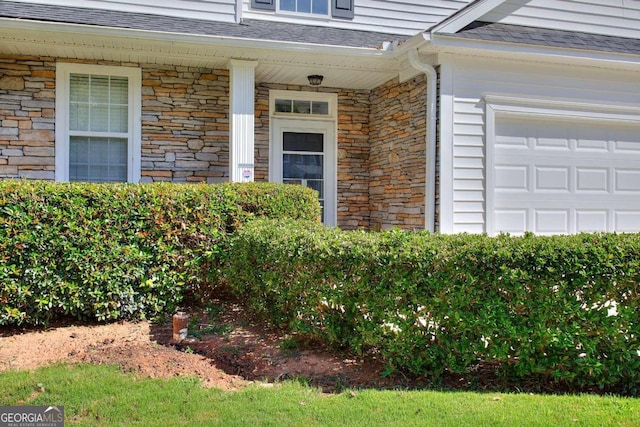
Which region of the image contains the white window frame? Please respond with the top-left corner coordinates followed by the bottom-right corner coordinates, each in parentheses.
top-left (270, 90), bottom-right (337, 119)
top-left (277, 0), bottom-right (330, 17)
top-left (269, 90), bottom-right (338, 225)
top-left (55, 63), bottom-right (142, 183)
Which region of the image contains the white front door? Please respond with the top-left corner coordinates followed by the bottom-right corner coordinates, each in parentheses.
top-left (271, 118), bottom-right (336, 225)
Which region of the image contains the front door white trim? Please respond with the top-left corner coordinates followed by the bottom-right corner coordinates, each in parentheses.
top-left (269, 90), bottom-right (337, 225)
top-left (270, 118), bottom-right (337, 225)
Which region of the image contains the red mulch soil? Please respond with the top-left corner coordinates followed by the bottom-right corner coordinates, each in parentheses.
top-left (0, 295), bottom-right (630, 395)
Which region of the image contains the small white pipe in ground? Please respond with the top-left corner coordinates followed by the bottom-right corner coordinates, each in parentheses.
top-left (408, 49), bottom-right (437, 233)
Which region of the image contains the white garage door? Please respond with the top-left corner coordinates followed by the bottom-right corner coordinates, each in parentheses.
top-left (491, 115), bottom-right (640, 234)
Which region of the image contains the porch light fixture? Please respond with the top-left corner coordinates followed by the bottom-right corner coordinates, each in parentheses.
top-left (307, 75), bottom-right (324, 86)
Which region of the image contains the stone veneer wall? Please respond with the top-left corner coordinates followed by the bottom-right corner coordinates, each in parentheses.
top-left (1, 55), bottom-right (429, 231)
top-left (141, 66), bottom-right (229, 183)
top-left (0, 55), bottom-right (56, 180)
top-left (255, 84), bottom-right (371, 229)
top-left (368, 75), bottom-right (427, 230)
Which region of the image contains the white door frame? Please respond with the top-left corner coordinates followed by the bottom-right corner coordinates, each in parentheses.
top-left (270, 118), bottom-right (337, 226)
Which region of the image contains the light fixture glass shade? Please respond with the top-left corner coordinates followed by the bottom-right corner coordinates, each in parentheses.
top-left (307, 75), bottom-right (324, 86)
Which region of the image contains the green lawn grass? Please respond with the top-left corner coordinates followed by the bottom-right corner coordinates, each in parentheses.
top-left (1, 364), bottom-right (638, 427)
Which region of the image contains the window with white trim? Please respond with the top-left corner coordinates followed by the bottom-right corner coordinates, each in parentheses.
top-left (281, 0), bottom-right (328, 15)
top-left (251, 0), bottom-right (353, 19)
top-left (55, 63), bottom-right (141, 183)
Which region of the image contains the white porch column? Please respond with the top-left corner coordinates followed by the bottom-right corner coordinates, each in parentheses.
top-left (228, 59), bottom-right (258, 182)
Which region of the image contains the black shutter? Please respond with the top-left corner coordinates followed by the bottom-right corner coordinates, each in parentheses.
top-left (252, 0), bottom-right (275, 11)
top-left (332, 0), bottom-right (354, 19)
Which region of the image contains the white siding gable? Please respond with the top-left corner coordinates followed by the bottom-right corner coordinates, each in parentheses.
top-left (9, 0), bottom-right (237, 23)
top-left (242, 0), bottom-right (473, 36)
top-left (481, 0), bottom-right (640, 38)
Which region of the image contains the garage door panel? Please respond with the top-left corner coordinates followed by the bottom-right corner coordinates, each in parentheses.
top-left (576, 138), bottom-right (609, 151)
top-left (615, 139), bottom-right (640, 153)
top-left (491, 115), bottom-right (640, 234)
top-left (576, 168), bottom-right (608, 192)
top-left (535, 209), bottom-right (569, 235)
top-left (535, 166), bottom-right (570, 192)
top-left (576, 210), bottom-right (608, 233)
top-left (495, 165), bottom-right (528, 191)
top-left (494, 209), bottom-right (528, 233)
top-left (615, 211), bottom-right (640, 232)
top-left (615, 169), bottom-right (640, 193)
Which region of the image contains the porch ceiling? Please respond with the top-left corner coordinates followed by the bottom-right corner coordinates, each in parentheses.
top-left (0, 20), bottom-right (403, 90)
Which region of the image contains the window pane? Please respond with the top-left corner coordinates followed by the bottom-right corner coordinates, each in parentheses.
top-left (90, 76), bottom-right (110, 104)
top-left (275, 99), bottom-right (292, 113)
top-left (283, 132), bottom-right (323, 152)
top-left (297, 0), bottom-right (311, 12)
top-left (69, 136), bottom-right (128, 183)
top-left (89, 105), bottom-right (110, 132)
top-left (293, 100), bottom-right (311, 114)
top-left (109, 105), bottom-right (128, 132)
top-left (110, 77), bottom-right (128, 104)
top-left (69, 103), bottom-right (89, 131)
top-left (311, 101), bottom-right (329, 115)
top-left (280, 0), bottom-right (295, 11)
top-left (312, 0), bottom-right (328, 14)
top-left (70, 75), bottom-right (89, 102)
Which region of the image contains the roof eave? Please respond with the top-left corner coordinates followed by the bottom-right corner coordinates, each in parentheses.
top-left (431, 33), bottom-right (640, 71)
top-left (0, 17), bottom-right (392, 58)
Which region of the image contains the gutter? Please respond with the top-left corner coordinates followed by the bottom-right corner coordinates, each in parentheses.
top-left (0, 17), bottom-right (393, 59)
top-left (407, 49), bottom-right (437, 233)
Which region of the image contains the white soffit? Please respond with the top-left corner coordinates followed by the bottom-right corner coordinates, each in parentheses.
top-left (0, 19), bottom-right (401, 90)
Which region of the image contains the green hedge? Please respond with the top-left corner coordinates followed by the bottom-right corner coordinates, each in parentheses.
top-left (225, 219), bottom-right (640, 393)
top-left (0, 181), bottom-right (320, 326)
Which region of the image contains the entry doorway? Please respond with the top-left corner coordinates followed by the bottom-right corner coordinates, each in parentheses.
top-left (271, 118), bottom-right (336, 225)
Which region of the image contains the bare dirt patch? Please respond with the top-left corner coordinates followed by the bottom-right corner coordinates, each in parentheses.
top-left (0, 297), bottom-right (414, 392)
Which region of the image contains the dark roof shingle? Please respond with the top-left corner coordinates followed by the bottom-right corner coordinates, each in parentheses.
top-left (0, 1), bottom-right (407, 49)
top-left (450, 21), bottom-right (640, 56)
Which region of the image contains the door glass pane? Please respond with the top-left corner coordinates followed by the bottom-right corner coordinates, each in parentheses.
top-left (69, 136), bottom-right (128, 183)
top-left (283, 154), bottom-right (323, 179)
top-left (283, 132), bottom-right (323, 152)
top-left (282, 131), bottom-right (325, 222)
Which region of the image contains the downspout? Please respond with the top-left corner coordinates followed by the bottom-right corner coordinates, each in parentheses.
top-left (408, 49), bottom-right (437, 233)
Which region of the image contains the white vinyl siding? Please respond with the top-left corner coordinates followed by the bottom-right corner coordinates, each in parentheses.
top-left (244, 0), bottom-right (472, 35)
top-left (10, 0), bottom-right (237, 23)
top-left (480, 0), bottom-right (640, 38)
top-left (55, 63), bottom-right (141, 183)
top-left (440, 55), bottom-right (640, 234)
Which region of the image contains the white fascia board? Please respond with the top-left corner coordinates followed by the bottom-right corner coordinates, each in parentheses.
top-left (430, 34), bottom-right (640, 72)
top-left (429, 0), bottom-right (508, 35)
top-left (0, 17), bottom-right (391, 59)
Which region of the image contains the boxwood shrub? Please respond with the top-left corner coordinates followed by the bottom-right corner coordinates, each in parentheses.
top-left (225, 219), bottom-right (640, 393)
top-left (0, 181), bottom-right (320, 326)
